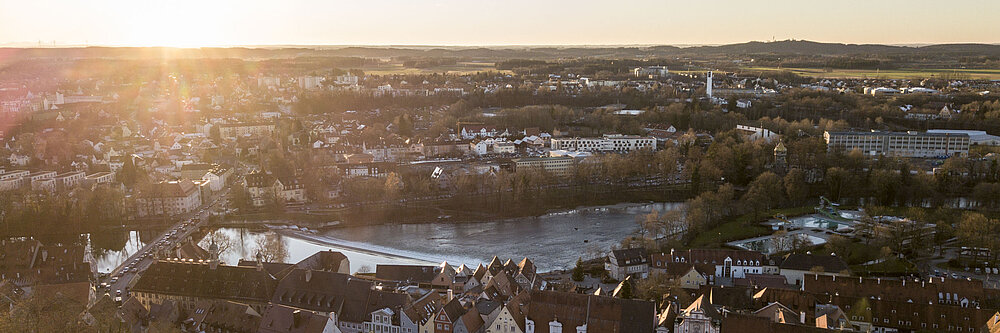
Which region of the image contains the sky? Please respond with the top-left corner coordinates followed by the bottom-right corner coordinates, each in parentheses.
top-left (1, 0), bottom-right (998, 47)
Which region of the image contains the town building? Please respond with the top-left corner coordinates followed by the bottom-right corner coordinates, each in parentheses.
top-left (512, 156), bottom-right (574, 176)
top-left (824, 130), bottom-right (970, 157)
top-left (523, 289), bottom-right (655, 333)
top-left (606, 248), bottom-right (649, 280)
top-left (135, 179), bottom-right (203, 217)
top-left (660, 249), bottom-right (768, 282)
top-left (54, 171), bottom-right (85, 190)
top-left (218, 122), bottom-right (276, 139)
top-left (550, 134), bottom-right (656, 153)
top-left (131, 258), bottom-right (277, 313)
top-left (0, 170), bottom-right (29, 191)
top-left (84, 172), bottom-right (115, 186)
top-left (778, 253), bottom-right (850, 286)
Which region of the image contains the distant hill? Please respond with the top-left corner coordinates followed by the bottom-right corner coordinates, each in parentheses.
top-left (1, 40), bottom-right (999, 62)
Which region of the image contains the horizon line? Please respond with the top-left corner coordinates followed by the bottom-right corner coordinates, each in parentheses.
top-left (3, 40), bottom-right (1000, 50)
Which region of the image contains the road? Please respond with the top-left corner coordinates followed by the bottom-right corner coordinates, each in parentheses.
top-left (99, 187), bottom-right (231, 304)
top-left (917, 246), bottom-right (1000, 289)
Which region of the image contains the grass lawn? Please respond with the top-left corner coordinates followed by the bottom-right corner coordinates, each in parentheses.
top-left (851, 258), bottom-right (918, 277)
top-left (738, 66), bottom-right (1000, 80)
top-left (686, 206), bottom-right (815, 248)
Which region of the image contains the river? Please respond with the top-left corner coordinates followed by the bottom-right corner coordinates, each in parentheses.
top-left (205, 201), bottom-right (682, 273)
top-left (87, 201), bottom-right (682, 274)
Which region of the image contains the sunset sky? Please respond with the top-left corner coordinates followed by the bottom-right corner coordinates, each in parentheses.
top-left (1, 0), bottom-right (998, 47)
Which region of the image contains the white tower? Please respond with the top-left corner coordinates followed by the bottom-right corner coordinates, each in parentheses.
top-left (706, 71), bottom-right (714, 98)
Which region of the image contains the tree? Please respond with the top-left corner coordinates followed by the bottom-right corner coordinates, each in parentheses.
top-left (230, 183), bottom-right (252, 213)
top-left (200, 230), bottom-right (235, 259)
top-left (384, 172), bottom-right (404, 200)
top-left (870, 169), bottom-right (902, 206)
top-left (783, 168), bottom-right (809, 205)
top-left (572, 258), bottom-right (585, 282)
top-left (255, 233), bottom-right (288, 262)
top-left (742, 172), bottom-right (784, 221)
top-left (825, 167), bottom-right (849, 202)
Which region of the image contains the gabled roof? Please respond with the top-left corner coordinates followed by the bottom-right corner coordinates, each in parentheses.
top-left (683, 294), bottom-right (722, 321)
top-left (523, 290), bottom-right (655, 333)
top-left (258, 303), bottom-right (331, 333)
top-left (779, 254), bottom-right (848, 274)
top-left (375, 265), bottom-right (438, 283)
top-left (196, 300), bottom-right (262, 333)
top-left (401, 291), bottom-right (442, 325)
top-left (132, 260), bottom-right (276, 304)
top-left (610, 248), bottom-right (648, 266)
top-left (271, 269), bottom-right (408, 323)
top-left (458, 304), bottom-right (484, 331)
top-left (438, 298), bottom-right (466, 323)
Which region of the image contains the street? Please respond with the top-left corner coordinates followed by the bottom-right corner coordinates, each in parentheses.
top-left (98, 187), bottom-right (231, 304)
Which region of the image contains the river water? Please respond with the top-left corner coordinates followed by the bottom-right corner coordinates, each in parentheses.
top-left (220, 201), bottom-right (681, 273)
top-left (89, 201), bottom-right (683, 274)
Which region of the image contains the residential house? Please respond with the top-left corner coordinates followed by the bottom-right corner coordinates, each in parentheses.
top-left (485, 303), bottom-right (524, 333)
top-left (431, 298), bottom-right (466, 333)
top-left (778, 253), bottom-right (849, 286)
top-left (606, 248), bottom-right (649, 280)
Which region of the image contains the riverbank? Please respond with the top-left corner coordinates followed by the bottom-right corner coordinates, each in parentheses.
top-left (226, 183), bottom-right (692, 228)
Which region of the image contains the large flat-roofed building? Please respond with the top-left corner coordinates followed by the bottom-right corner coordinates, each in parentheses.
top-left (512, 156), bottom-right (574, 176)
top-left (550, 134), bottom-right (655, 153)
top-left (824, 130), bottom-right (970, 158)
top-left (218, 122), bottom-right (275, 139)
top-left (0, 170), bottom-right (29, 191)
top-left (135, 179), bottom-right (203, 217)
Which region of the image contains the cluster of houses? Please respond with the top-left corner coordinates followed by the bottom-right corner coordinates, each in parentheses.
top-left (603, 246), bottom-right (1000, 332)
top-left (0, 239), bottom-right (96, 311)
top-left (117, 249), bottom-right (655, 333)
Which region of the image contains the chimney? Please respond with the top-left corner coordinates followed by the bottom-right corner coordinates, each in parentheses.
top-left (292, 310), bottom-right (303, 328)
top-left (447, 289), bottom-right (454, 302)
top-left (305, 269), bottom-right (313, 283)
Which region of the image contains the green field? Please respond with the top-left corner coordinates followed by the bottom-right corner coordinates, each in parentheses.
top-left (738, 67), bottom-right (1000, 80)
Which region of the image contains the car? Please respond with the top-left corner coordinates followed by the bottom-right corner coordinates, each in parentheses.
top-left (116, 289), bottom-right (122, 295)
top-left (951, 273), bottom-right (959, 279)
top-left (115, 296), bottom-right (122, 304)
top-left (110, 277), bottom-right (118, 283)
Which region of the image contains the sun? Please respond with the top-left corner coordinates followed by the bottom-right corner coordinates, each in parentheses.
top-left (118, 2), bottom-right (230, 47)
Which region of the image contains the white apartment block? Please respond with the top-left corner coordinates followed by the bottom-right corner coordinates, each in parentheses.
top-left (550, 134), bottom-right (656, 153)
top-left (135, 180), bottom-right (203, 217)
top-left (218, 122), bottom-right (276, 139)
top-left (824, 131), bottom-right (970, 158)
top-left (513, 156), bottom-right (574, 176)
top-left (0, 170), bottom-right (29, 191)
top-left (54, 171), bottom-right (85, 190)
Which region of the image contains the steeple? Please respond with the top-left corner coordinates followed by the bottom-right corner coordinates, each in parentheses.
top-left (208, 238), bottom-right (220, 270)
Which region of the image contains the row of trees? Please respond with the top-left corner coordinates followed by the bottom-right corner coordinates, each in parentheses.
top-left (0, 186), bottom-right (127, 237)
